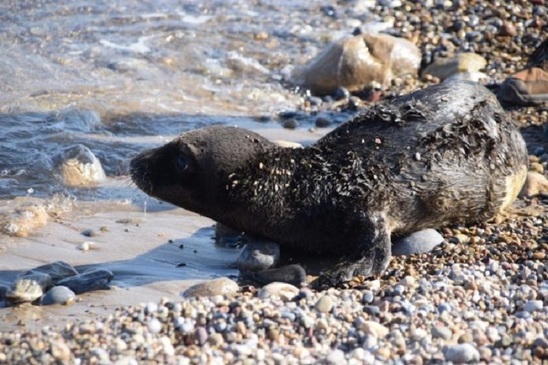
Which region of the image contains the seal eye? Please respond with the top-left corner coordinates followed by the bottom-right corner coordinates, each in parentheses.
top-left (176, 155), bottom-right (188, 171)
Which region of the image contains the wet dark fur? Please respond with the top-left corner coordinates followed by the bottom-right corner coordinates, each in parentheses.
top-left (131, 81), bottom-right (528, 287)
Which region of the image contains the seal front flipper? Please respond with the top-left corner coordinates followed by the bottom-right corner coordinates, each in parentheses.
top-left (318, 212), bottom-right (392, 288)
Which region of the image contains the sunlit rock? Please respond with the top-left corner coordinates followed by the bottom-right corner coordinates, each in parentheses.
top-left (0, 198), bottom-right (49, 237)
top-left (53, 144), bottom-right (106, 186)
top-left (293, 33), bottom-right (421, 96)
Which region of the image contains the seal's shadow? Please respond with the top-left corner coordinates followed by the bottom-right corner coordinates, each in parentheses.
top-left (74, 226), bottom-right (243, 289)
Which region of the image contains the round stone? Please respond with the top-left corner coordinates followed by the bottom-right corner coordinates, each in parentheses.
top-left (314, 295), bottom-right (334, 313)
top-left (182, 277), bottom-right (239, 298)
top-left (257, 282), bottom-right (299, 301)
top-left (523, 300), bottom-right (543, 313)
top-left (443, 343), bottom-right (480, 363)
top-left (326, 349), bottom-right (345, 365)
top-left (40, 286), bottom-right (76, 306)
top-left (392, 229), bottom-right (444, 256)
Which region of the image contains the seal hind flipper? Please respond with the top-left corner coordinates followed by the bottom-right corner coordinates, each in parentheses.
top-left (318, 212), bottom-right (392, 288)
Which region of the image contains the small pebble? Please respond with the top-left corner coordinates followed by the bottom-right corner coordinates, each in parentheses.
top-left (523, 300), bottom-right (543, 313)
top-left (326, 349), bottom-right (346, 364)
top-left (257, 282), bottom-right (299, 301)
top-left (432, 326), bottom-right (452, 340)
top-left (81, 228), bottom-right (97, 237)
top-left (282, 119), bottom-right (298, 129)
top-left (443, 343), bottom-right (480, 363)
top-left (78, 241), bottom-right (96, 251)
top-left (148, 318), bottom-right (162, 334)
top-left (314, 295), bottom-right (334, 313)
top-left (355, 319), bottom-right (389, 338)
top-left (315, 116), bottom-right (331, 128)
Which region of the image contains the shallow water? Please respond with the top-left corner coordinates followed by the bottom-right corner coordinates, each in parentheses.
top-left (0, 0), bottom-right (373, 200)
top-left (0, 0), bottom-right (366, 326)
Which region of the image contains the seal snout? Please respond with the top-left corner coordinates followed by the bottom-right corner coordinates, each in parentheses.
top-left (130, 149), bottom-right (159, 195)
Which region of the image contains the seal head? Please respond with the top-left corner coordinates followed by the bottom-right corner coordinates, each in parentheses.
top-left (131, 127), bottom-right (278, 220)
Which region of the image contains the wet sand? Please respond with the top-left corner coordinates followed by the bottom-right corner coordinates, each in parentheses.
top-left (0, 125), bottom-right (329, 332)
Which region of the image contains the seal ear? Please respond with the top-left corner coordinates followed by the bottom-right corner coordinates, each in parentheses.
top-left (318, 212), bottom-right (392, 288)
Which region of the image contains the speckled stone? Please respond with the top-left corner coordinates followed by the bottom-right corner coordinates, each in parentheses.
top-left (237, 241), bottom-right (280, 271)
top-left (7, 272), bottom-right (53, 303)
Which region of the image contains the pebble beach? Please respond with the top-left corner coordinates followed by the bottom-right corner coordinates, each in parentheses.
top-left (1, 0), bottom-right (547, 364)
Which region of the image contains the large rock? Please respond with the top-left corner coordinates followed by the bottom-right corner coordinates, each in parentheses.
top-left (56, 268), bottom-right (113, 294)
top-left (24, 261), bottom-right (79, 283)
top-left (293, 33), bottom-right (421, 96)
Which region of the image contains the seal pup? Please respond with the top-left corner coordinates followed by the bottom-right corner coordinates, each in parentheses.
top-left (131, 81), bottom-right (528, 287)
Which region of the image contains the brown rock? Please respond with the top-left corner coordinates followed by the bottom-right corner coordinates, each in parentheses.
top-left (500, 21), bottom-right (517, 37)
top-left (422, 53), bottom-right (487, 81)
top-left (498, 67), bottom-right (548, 105)
top-left (294, 33), bottom-right (420, 95)
top-left (519, 171), bottom-right (548, 197)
